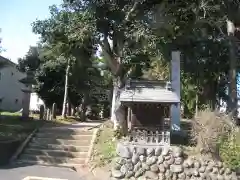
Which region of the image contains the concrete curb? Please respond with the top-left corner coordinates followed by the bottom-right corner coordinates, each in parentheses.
top-left (9, 128), bottom-right (38, 164)
top-left (85, 128), bottom-right (99, 165)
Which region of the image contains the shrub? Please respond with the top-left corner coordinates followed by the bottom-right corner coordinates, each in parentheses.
top-left (220, 130), bottom-right (240, 171)
top-left (191, 109), bottom-right (231, 158)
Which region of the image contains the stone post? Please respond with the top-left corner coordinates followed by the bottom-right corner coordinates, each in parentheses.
top-left (47, 108), bottom-right (51, 121)
top-left (52, 103), bottom-right (57, 120)
top-left (39, 105), bottom-right (45, 120)
top-left (171, 51), bottom-right (181, 131)
top-left (22, 91), bottom-right (31, 118)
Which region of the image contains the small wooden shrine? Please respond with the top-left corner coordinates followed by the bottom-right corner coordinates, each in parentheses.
top-left (120, 79), bottom-right (180, 146)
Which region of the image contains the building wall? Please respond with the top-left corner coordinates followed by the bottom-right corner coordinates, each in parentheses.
top-left (0, 65), bottom-right (26, 112)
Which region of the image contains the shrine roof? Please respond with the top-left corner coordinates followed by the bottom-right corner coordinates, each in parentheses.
top-left (120, 80), bottom-right (180, 103)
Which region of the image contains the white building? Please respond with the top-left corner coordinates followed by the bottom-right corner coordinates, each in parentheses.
top-left (29, 92), bottom-right (45, 112)
top-left (0, 56), bottom-right (27, 112)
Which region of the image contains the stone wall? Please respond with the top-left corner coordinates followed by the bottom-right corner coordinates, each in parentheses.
top-left (111, 143), bottom-right (238, 180)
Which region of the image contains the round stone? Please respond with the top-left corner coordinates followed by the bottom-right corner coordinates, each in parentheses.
top-left (132, 154), bottom-right (139, 165)
top-left (134, 168), bottom-right (145, 178)
top-left (164, 155), bottom-right (171, 161)
top-left (139, 155), bottom-right (146, 162)
top-left (116, 143), bottom-right (132, 158)
top-left (145, 171), bottom-right (158, 179)
top-left (136, 147), bottom-right (145, 155)
top-left (199, 166), bottom-right (206, 173)
top-left (162, 146), bottom-right (170, 156)
top-left (206, 166), bottom-right (213, 174)
top-left (217, 174), bottom-right (224, 180)
top-left (172, 146), bottom-right (183, 157)
top-left (114, 157), bottom-right (126, 165)
top-left (178, 172), bottom-right (186, 179)
top-left (120, 164), bottom-right (128, 175)
top-left (170, 165), bottom-right (184, 173)
top-left (172, 173), bottom-right (178, 180)
top-left (186, 158), bottom-right (194, 168)
top-left (157, 156), bottom-right (164, 164)
top-left (125, 171), bottom-right (134, 178)
top-left (155, 147), bottom-right (162, 156)
top-left (126, 162), bottom-right (134, 171)
top-left (146, 156), bottom-right (157, 166)
top-left (212, 167), bottom-right (218, 174)
top-left (158, 173), bottom-right (165, 180)
top-left (165, 169), bottom-right (173, 179)
top-left (138, 176), bottom-right (147, 180)
top-left (133, 162), bottom-right (142, 172)
top-left (150, 164), bottom-right (159, 173)
top-left (146, 148), bottom-right (154, 156)
top-left (194, 161), bottom-right (201, 169)
top-left (158, 164), bottom-right (166, 173)
top-left (175, 157), bottom-right (183, 165)
top-left (113, 163), bottom-right (122, 170)
top-left (111, 170), bottom-right (124, 178)
top-left (225, 168), bottom-right (232, 175)
top-left (142, 163), bottom-right (150, 171)
top-left (167, 156), bottom-right (175, 165)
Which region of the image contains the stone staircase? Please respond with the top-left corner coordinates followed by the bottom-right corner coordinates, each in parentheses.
top-left (16, 123), bottom-right (99, 168)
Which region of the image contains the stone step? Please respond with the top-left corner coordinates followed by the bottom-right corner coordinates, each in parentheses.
top-left (28, 143), bottom-right (89, 152)
top-left (39, 126), bottom-right (95, 134)
top-left (24, 148), bottom-right (88, 158)
top-left (16, 159), bottom-right (85, 168)
top-left (19, 154), bottom-right (86, 165)
top-left (31, 137), bottom-right (92, 146)
top-left (35, 132), bottom-right (93, 140)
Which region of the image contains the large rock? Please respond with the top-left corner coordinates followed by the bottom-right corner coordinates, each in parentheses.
top-left (111, 170), bottom-right (124, 178)
top-left (170, 165), bottom-right (184, 173)
top-left (116, 143), bottom-right (132, 158)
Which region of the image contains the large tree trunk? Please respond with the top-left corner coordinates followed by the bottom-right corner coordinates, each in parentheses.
top-left (110, 79), bottom-right (126, 130)
top-left (61, 59), bottom-right (70, 118)
top-left (227, 20), bottom-right (238, 122)
top-left (80, 93), bottom-right (88, 121)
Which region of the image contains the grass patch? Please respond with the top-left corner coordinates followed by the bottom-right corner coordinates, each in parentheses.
top-left (0, 113), bottom-right (44, 140)
top-left (91, 120), bottom-right (117, 167)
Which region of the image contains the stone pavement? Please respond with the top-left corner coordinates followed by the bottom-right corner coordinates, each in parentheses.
top-left (0, 164), bottom-right (83, 180)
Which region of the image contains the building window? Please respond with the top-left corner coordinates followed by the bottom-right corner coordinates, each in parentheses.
top-left (15, 99), bottom-right (18, 104)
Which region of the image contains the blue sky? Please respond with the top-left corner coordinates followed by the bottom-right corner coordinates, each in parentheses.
top-left (0, 0), bottom-right (61, 63)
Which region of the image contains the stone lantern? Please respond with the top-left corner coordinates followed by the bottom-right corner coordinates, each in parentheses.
top-left (19, 70), bottom-right (36, 118)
